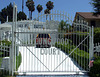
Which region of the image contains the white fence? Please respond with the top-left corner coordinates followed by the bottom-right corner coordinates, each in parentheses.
top-left (0, 42), bottom-right (11, 73)
top-left (94, 43), bottom-right (100, 56)
top-left (0, 43), bottom-right (11, 53)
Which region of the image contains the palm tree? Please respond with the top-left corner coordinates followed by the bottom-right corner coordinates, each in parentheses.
top-left (46, 1), bottom-right (54, 20)
top-left (26, 0), bottom-right (35, 20)
top-left (44, 9), bottom-right (50, 20)
top-left (46, 1), bottom-right (54, 10)
top-left (37, 4), bottom-right (43, 20)
top-left (37, 4), bottom-right (43, 13)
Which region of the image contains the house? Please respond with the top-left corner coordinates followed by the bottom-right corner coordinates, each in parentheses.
top-left (74, 12), bottom-right (100, 27)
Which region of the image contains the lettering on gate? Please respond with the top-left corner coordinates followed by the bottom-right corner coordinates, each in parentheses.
top-left (40, 48), bottom-right (60, 55)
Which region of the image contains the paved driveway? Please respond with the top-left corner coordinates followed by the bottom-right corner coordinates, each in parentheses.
top-left (18, 46), bottom-right (84, 75)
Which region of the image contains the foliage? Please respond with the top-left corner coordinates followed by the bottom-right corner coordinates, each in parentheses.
top-left (26, 0), bottom-right (35, 12)
top-left (45, 1), bottom-right (54, 17)
top-left (0, 52), bottom-right (21, 77)
top-left (17, 11), bottom-right (27, 21)
top-left (0, 3), bottom-right (13, 23)
top-left (0, 53), bottom-right (3, 67)
top-left (0, 40), bottom-right (11, 46)
top-left (94, 27), bottom-right (100, 43)
top-left (16, 52), bottom-right (22, 71)
top-left (89, 57), bottom-right (100, 77)
top-left (90, 0), bottom-right (100, 15)
top-left (37, 4), bottom-right (43, 13)
top-left (64, 32), bottom-right (89, 52)
top-left (26, 0), bottom-right (35, 20)
top-left (0, 3), bottom-right (27, 23)
top-left (44, 9), bottom-right (50, 14)
top-left (0, 40), bottom-right (11, 57)
top-left (55, 41), bottom-right (89, 70)
top-left (46, 1), bottom-right (54, 10)
top-left (58, 20), bottom-right (71, 31)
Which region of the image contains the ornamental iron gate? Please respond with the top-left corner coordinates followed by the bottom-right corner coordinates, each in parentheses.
top-left (9, 3), bottom-right (94, 76)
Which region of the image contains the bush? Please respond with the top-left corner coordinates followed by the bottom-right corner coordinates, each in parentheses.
top-left (55, 41), bottom-right (89, 70)
top-left (0, 40), bottom-right (11, 46)
top-left (16, 52), bottom-right (22, 71)
top-left (89, 57), bottom-right (100, 77)
top-left (94, 27), bottom-right (100, 43)
top-left (64, 32), bottom-right (89, 52)
top-left (0, 40), bottom-right (11, 56)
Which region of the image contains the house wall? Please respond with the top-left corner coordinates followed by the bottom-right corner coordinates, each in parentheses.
top-left (74, 14), bottom-right (100, 27)
top-left (74, 13), bottom-right (85, 22)
top-left (86, 19), bottom-right (100, 27)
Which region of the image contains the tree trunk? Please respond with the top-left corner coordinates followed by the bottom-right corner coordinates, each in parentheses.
top-left (49, 10), bottom-right (51, 20)
top-left (31, 11), bottom-right (32, 20)
top-left (38, 13), bottom-right (39, 21)
top-left (46, 15), bottom-right (48, 20)
top-left (29, 11), bottom-right (31, 20)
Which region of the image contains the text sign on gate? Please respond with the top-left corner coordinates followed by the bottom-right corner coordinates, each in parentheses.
top-left (95, 45), bottom-right (100, 52)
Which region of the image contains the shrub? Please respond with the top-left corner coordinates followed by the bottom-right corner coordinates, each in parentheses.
top-left (0, 40), bottom-right (11, 56)
top-left (94, 27), bottom-right (100, 43)
top-left (55, 41), bottom-right (89, 70)
top-left (89, 57), bottom-right (100, 77)
top-left (0, 40), bottom-right (11, 46)
top-left (64, 32), bottom-right (89, 52)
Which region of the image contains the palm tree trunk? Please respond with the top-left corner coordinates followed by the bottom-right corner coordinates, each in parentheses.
top-left (49, 10), bottom-right (51, 20)
top-left (29, 11), bottom-right (31, 20)
top-left (38, 13), bottom-right (39, 21)
top-left (46, 15), bottom-right (48, 20)
top-left (31, 11), bottom-right (32, 20)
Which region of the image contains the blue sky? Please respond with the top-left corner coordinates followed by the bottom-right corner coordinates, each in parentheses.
top-left (0, 0), bottom-right (93, 21)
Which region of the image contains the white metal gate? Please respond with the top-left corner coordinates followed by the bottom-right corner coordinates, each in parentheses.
top-left (10, 3), bottom-right (94, 76)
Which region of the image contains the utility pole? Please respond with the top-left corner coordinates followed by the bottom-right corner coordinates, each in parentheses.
top-left (22, 0), bottom-right (24, 12)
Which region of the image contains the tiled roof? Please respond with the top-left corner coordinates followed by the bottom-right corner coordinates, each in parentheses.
top-left (77, 12), bottom-right (100, 19)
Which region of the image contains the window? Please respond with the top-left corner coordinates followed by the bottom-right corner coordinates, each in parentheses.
top-left (77, 15), bottom-right (79, 20)
top-left (34, 25), bottom-right (43, 28)
top-left (38, 34), bottom-right (49, 38)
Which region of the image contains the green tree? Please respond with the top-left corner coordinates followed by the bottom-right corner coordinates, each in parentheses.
top-left (0, 3), bottom-right (27, 23)
top-left (0, 3), bottom-right (13, 23)
top-left (59, 20), bottom-right (71, 31)
top-left (91, 0), bottom-right (100, 15)
top-left (17, 11), bottom-right (27, 21)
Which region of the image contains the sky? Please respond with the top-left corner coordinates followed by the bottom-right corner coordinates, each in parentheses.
top-left (0, 0), bottom-right (93, 21)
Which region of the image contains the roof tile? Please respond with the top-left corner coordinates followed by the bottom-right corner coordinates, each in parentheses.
top-left (77, 12), bottom-right (100, 19)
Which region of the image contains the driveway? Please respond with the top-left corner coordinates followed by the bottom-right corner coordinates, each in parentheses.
top-left (18, 46), bottom-right (84, 75)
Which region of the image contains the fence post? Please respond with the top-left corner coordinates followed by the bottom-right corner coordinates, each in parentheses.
top-left (89, 26), bottom-right (94, 61)
top-left (91, 26), bottom-right (94, 57)
top-left (10, 3), bottom-right (17, 76)
top-left (9, 45), bottom-right (12, 75)
top-left (89, 27), bottom-right (92, 61)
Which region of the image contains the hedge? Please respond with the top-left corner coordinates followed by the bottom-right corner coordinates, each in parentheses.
top-left (55, 41), bottom-right (89, 70)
